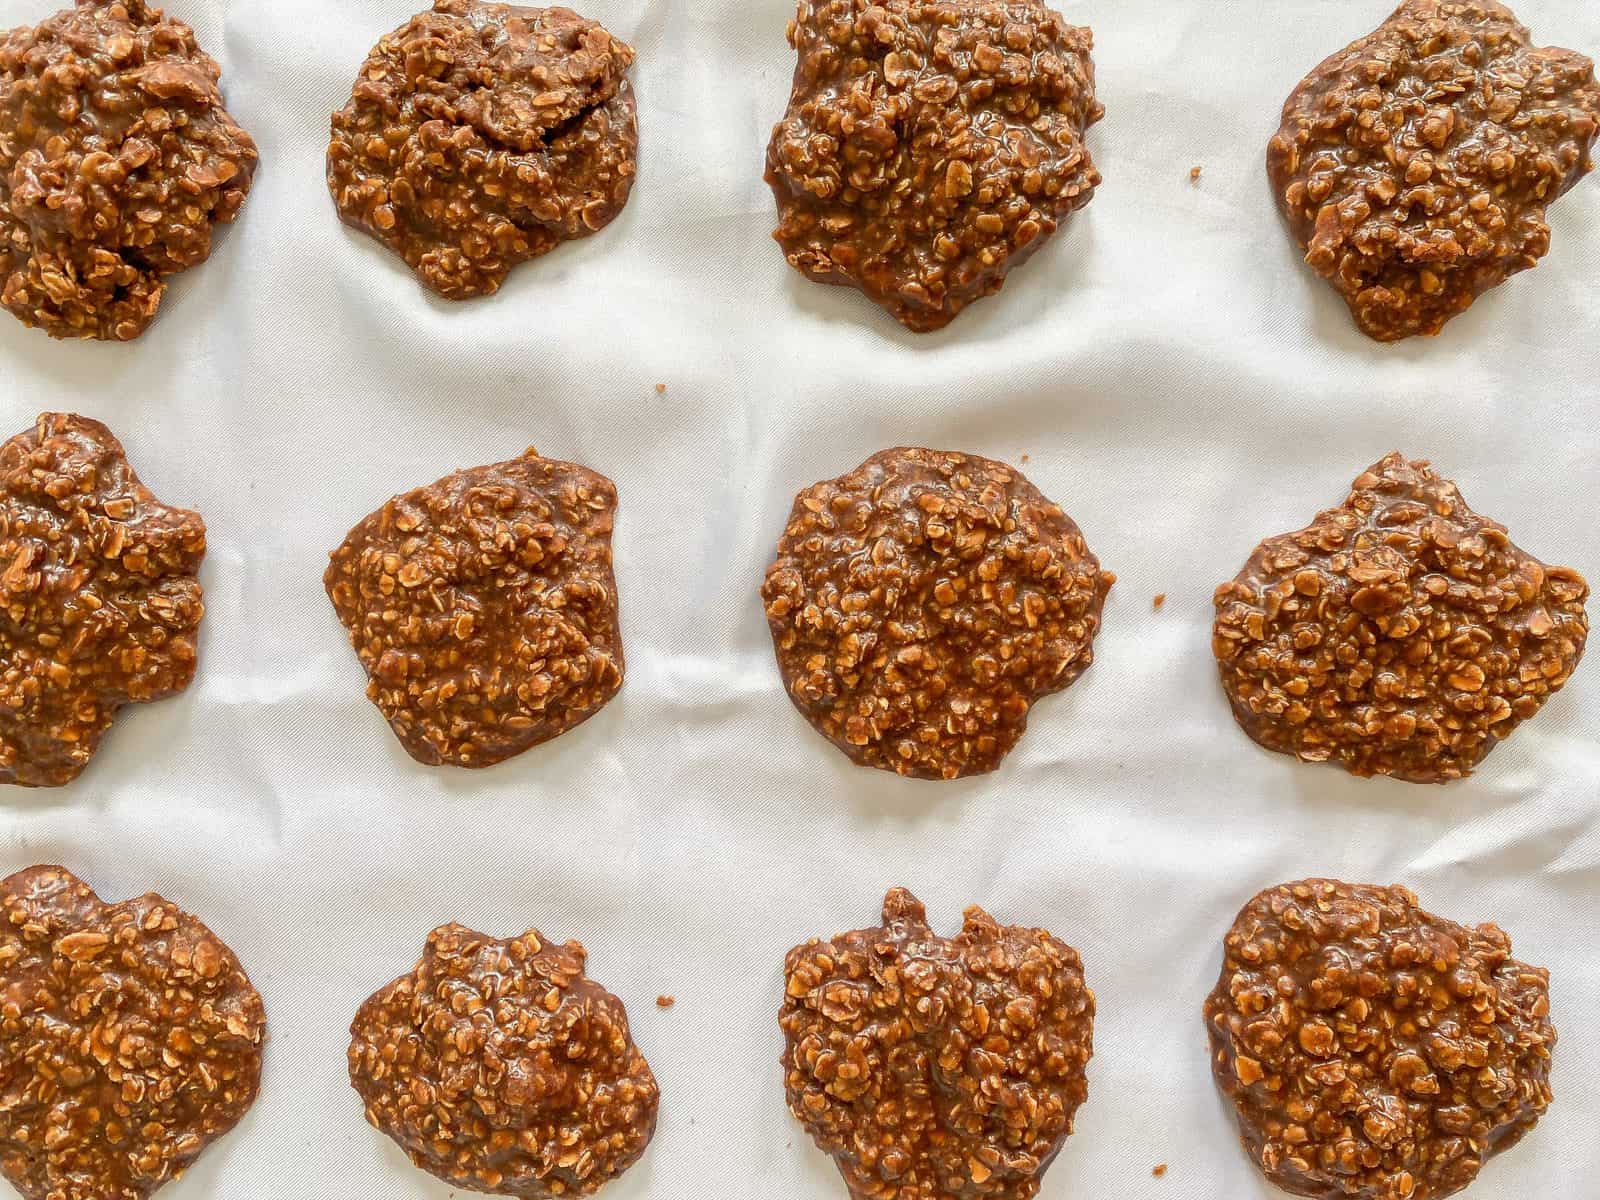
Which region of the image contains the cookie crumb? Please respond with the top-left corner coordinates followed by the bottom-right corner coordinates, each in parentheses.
top-left (1189, 165), bottom-right (1201, 182)
top-left (1152, 593), bottom-right (1166, 610)
top-left (1020, 453), bottom-right (1030, 463)
top-left (656, 995), bottom-right (675, 1008)
top-left (1153, 1163), bottom-right (1168, 1177)
top-left (654, 383), bottom-right (666, 394)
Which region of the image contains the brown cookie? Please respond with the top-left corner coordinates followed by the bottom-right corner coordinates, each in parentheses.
top-left (1213, 453), bottom-right (1587, 783)
top-left (761, 448), bottom-right (1112, 780)
top-left (1205, 879), bottom-right (1554, 1200)
top-left (327, 0), bottom-right (638, 300)
top-left (349, 922), bottom-right (658, 1198)
top-left (0, 0), bottom-right (257, 340)
top-left (325, 448), bottom-right (622, 768)
top-left (1268, 0), bottom-right (1600, 341)
top-left (782, 888), bottom-right (1094, 1200)
top-left (0, 865), bottom-right (265, 1200)
top-left (765, 0), bottom-right (1102, 332)
top-left (0, 413), bottom-right (206, 788)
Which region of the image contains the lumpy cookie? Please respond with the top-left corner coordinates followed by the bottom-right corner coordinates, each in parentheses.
top-left (766, 0), bottom-right (1102, 331)
top-left (325, 448), bottom-right (622, 768)
top-left (0, 0), bottom-right (257, 340)
top-left (761, 447), bottom-right (1112, 780)
top-left (327, 0), bottom-right (638, 300)
top-left (782, 888), bottom-right (1094, 1200)
top-left (1213, 453), bottom-right (1587, 783)
top-left (1268, 0), bottom-right (1600, 341)
top-left (0, 865), bottom-right (265, 1200)
top-left (349, 922), bottom-right (658, 1198)
top-left (0, 413), bottom-right (206, 788)
top-left (1205, 879), bottom-right (1554, 1200)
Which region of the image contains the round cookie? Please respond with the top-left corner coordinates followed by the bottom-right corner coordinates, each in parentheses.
top-left (349, 922), bottom-right (658, 1198)
top-left (782, 888), bottom-right (1094, 1200)
top-left (765, 0), bottom-right (1102, 331)
top-left (0, 0), bottom-right (257, 340)
top-left (0, 865), bottom-right (266, 1200)
top-left (1268, 0), bottom-right (1600, 342)
top-left (324, 448), bottom-right (623, 769)
top-left (327, 0), bottom-right (638, 300)
top-left (1213, 453), bottom-right (1588, 782)
top-left (761, 447), bottom-right (1113, 780)
top-left (0, 413), bottom-right (207, 788)
top-left (1205, 879), bottom-right (1554, 1200)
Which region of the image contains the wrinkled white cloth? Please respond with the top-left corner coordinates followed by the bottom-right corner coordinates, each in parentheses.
top-left (2, 0), bottom-right (1598, 1196)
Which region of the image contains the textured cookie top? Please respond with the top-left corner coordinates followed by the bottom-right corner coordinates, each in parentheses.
top-left (327, 0), bottom-right (637, 299)
top-left (782, 888), bottom-right (1094, 1200)
top-left (766, 0), bottom-right (1101, 331)
top-left (0, 0), bottom-right (257, 340)
top-left (1267, 0), bottom-right (1600, 341)
top-left (1205, 879), bottom-right (1554, 1200)
top-left (1213, 453), bottom-right (1587, 783)
top-left (0, 413), bottom-right (206, 788)
top-left (0, 865), bottom-right (265, 1200)
top-left (349, 923), bottom-right (658, 1198)
top-left (325, 448), bottom-right (622, 768)
top-left (762, 448), bottom-right (1112, 780)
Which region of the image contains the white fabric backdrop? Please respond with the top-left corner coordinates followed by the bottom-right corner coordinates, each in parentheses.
top-left (2, 0), bottom-right (1597, 1196)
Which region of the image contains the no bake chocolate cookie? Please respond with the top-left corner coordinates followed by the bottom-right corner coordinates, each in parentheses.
top-left (762, 447), bottom-right (1112, 780)
top-left (0, 413), bottom-right (206, 787)
top-left (349, 922), bottom-right (658, 1197)
top-left (328, 0), bottom-right (638, 299)
top-left (1213, 453), bottom-right (1587, 782)
top-left (0, 0), bottom-right (257, 339)
top-left (1268, 0), bottom-right (1600, 341)
top-left (0, 865), bottom-right (265, 1200)
top-left (782, 888), bottom-right (1094, 1200)
top-left (1205, 879), bottom-right (1554, 1200)
top-left (325, 448), bottom-right (623, 768)
top-left (766, 0), bottom-right (1102, 331)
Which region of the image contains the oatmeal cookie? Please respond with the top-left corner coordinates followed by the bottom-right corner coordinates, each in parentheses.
top-left (1268, 0), bottom-right (1600, 341)
top-left (328, 0), bottom-right (637, 299)
top-left (762, 447), bottom-right (1112, 780)
top-left (0, 0), bottom-right (257, 339)
top-left (1213, 453), bottom-right (1587, 782)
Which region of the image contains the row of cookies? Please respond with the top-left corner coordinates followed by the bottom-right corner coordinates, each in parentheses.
top-left (3, 0), bottom-right (1597, 340)
top-left (0, 413), bottom-right (1587, 787)
top-left (0, 865), bottom-right (1554, 1200)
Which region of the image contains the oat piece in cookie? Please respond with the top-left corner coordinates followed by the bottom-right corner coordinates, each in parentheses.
top-left (762, 447), bottom-right (1112, 780)
top-left (325, 448), bottom-right (622, 768)
top-left (765, 0), bottom-right (1102, 332)
top-left (782, 888), bottom-right (1094, 1200)
top-left (328, 0), bottom-right (637, 300)
top-left (1213, 453), bottom-right (1587, 783)
top-left (0, 0), bottom-right (257, 340)
top-left (349, 922), bottom-right (658, 1198)
top-left (1205, 879), bottom-right (1554, 1200)
top-left (0, 413), bottom-right (206, 788)
top-left (1268, 0), bottom-right (1600, 342)
top-left (0, 865), bottom-right (265, 1200)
